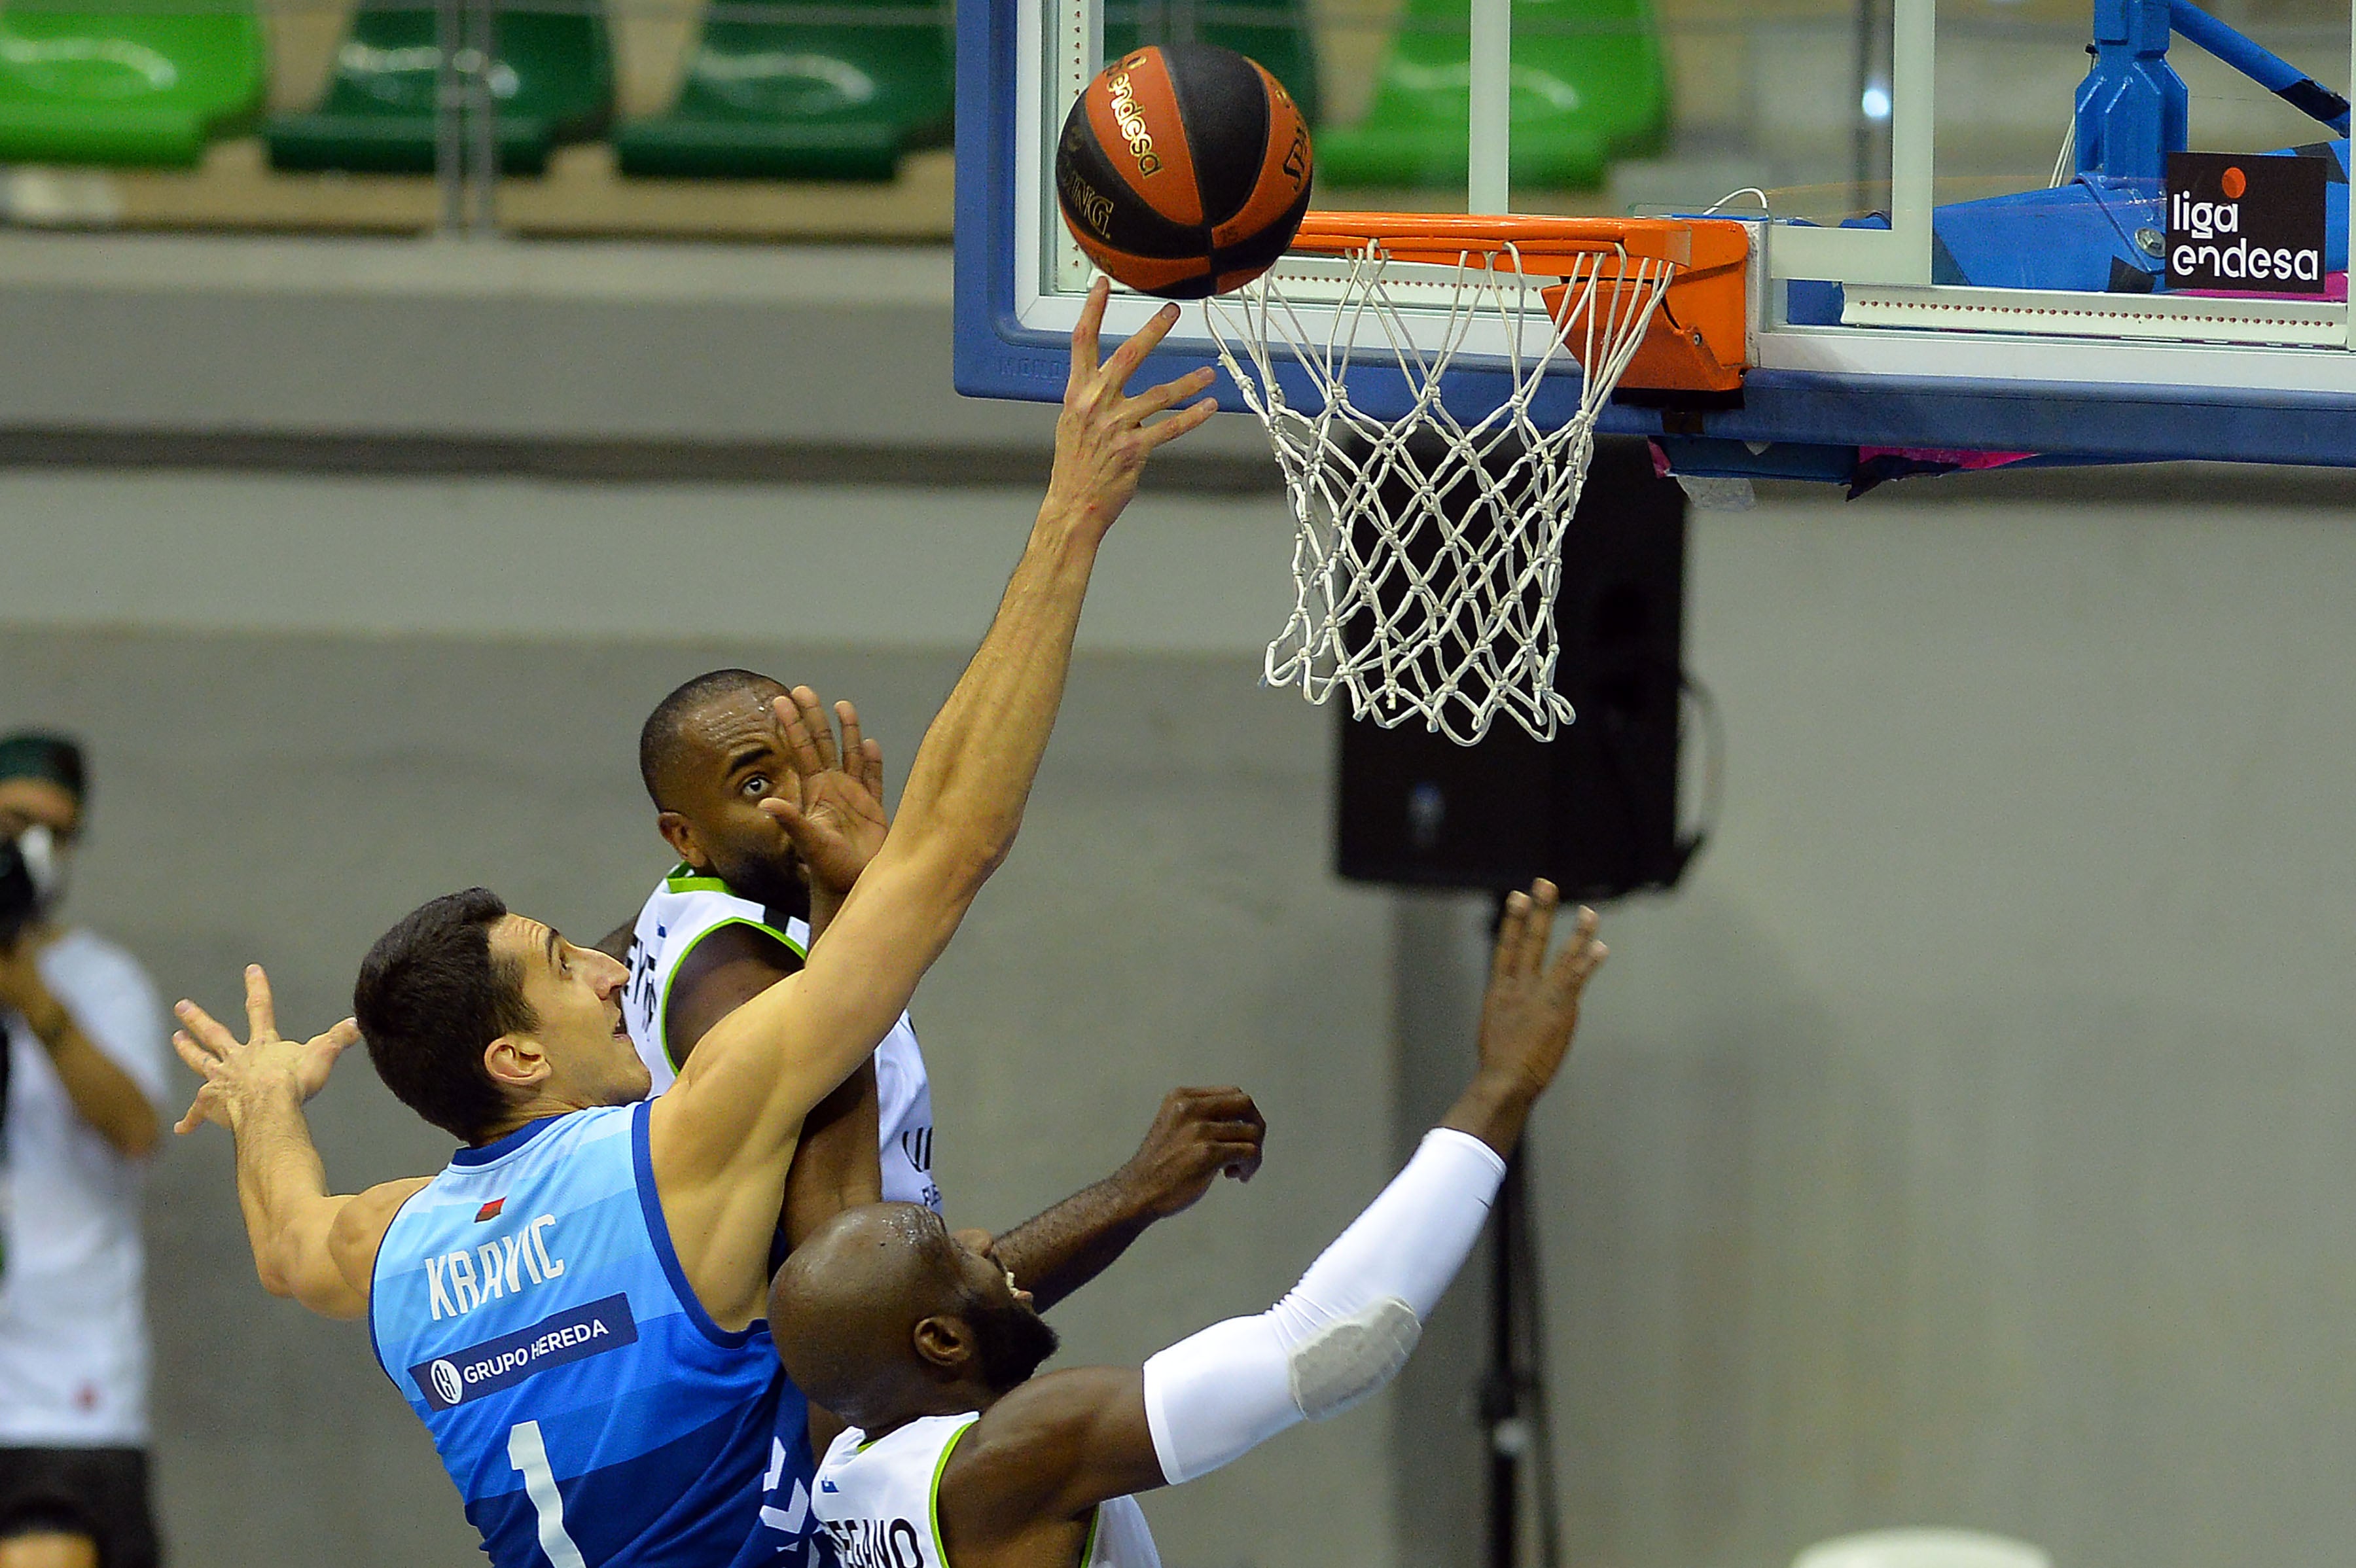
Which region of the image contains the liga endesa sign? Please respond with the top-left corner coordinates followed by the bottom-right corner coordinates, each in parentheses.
top-left (2166, 151), bottom-right (2329, 295)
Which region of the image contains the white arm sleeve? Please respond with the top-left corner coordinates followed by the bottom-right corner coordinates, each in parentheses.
top-left (1139, 1127), bottom-right (1507, 1485)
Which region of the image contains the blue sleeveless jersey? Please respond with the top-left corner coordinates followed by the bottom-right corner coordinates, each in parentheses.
top-left (370, 1101), bottom-right (829, 1568)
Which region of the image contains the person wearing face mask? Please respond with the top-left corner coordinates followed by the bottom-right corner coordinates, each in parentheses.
top-left (0, 733), bottom-right (169, 1568)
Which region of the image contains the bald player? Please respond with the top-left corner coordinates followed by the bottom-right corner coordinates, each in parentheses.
top-left (772, 883), bottom-right (1606, 1568)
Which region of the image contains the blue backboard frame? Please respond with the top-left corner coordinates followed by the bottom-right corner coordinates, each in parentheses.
top-left (953, 0), bottom-right (2356, 471)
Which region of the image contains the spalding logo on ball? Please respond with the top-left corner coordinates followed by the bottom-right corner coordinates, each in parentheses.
top-left (1056, 43), bottom-right (1314, 300)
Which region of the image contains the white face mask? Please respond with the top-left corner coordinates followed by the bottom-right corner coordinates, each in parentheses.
top-left (14, 825), bottom-right (67, 915)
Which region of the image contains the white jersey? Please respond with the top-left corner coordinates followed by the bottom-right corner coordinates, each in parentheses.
top-left (622, 866), bottom-right (940, 1209)
top-left (0, 927), bottom-right (169, 1446)
top-left (816, 1414), bottom-right (1161, 1568)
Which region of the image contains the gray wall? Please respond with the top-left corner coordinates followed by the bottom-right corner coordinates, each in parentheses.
top-left (7, 465), bottom-right (2356, 1568)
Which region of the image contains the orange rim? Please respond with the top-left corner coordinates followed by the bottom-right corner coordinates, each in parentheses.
top-left (1274, 209), bottom-right (1754, 394)
top-left (1288, 211), bottom-right (1739, 271)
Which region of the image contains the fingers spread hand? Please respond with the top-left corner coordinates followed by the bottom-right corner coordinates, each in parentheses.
top-left (772, 695), bottom-right (827, 781)
top-left (790, 686), bottom-right (840, 773)
top-left (1069, 277), bottom-right (1110, 389)
top-left (855, 737), bottom-right (886, 804)
top-left (1122, 364), bottom-right (1216, 425)
top-left (243, 964), bottom-right (278, 1043)
top-left (1105, 301), bottom-right (1184, 387)
top-left (834, 701), bottom-right (865, 772)
top-left (174, 998), bottom-right (240, 1056)
top-left (1505, 880), bottom-right (1558, 976)
top-left (170, 1027), bottom-right (217, 1074)
top-left (1548, 908), bottom-right (1606, 992)
top-left (1490, 890), bottom-right (1531, 983)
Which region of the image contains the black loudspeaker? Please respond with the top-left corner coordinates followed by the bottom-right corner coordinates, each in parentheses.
top-left (1334, 437), bottom-right (1702, 899)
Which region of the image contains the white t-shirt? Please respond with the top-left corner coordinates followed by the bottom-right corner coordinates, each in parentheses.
top-left (0, 927), bottom-right (168, 1447)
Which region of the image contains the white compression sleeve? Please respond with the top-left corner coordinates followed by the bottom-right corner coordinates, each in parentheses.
top-left (1139, 1128), bottom-right (1507, 1486)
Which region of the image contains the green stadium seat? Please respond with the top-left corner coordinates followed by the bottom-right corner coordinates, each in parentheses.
top-left (611, 1), bottom-right (951, 182)
top-left (1313, 0), bottom-right (1665, 190)
top-left (265, 4), bottom-right (613, 176)
top-left (1105, 1), bottom-right (1320, 127)
top-left (0, 2), bottom-right (266, 166)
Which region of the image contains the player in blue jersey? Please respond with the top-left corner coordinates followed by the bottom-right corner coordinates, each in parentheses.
top-left (168, 283), bottom-right (1227, 1568)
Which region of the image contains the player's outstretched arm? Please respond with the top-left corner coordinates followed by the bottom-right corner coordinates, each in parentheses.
top-left (651, 288), bottom-right (1214, 1328)
top-left (173, 966), bottom-right (427, 1320)
top-left (732, 284), bottom-right (1217, 1098)
top-left (989, 1086), bottom-right (1266, 1312)
top-left (937, 885), bottom-right (1604, 1543)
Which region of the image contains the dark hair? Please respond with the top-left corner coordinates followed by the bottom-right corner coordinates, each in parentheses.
top-left (0, 732), bottom-right (86, 804)
top-left (637, 668), bottom-right (781, 811)
top-left (353, 887), bottom-right (535, 1143)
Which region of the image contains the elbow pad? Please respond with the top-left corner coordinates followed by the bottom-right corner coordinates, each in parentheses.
top-left (1287, 1294), bottom-right (1421, 1419)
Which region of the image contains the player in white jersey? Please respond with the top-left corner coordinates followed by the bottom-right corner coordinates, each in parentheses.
top-left (609, 670), bottom-right (1248, 1306)
top-left (615, 679), bottom-right (938, 1213)
top-left (624, 863), bottom-right (936, 1205)
top-left (774, 884), bottom-right (1607, 1568)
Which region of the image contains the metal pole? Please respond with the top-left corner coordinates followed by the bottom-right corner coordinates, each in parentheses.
top-left (465, 0), bottom-right (499, 232)
top-left (435, 0), bottom-right (465, 232)
top-left (1468, 0), bottom-right (1510, 213)
top-left (1484, 1152), bottom-right (1523, 1568)
top-left (1849, 0), bottom-right (1878, 213)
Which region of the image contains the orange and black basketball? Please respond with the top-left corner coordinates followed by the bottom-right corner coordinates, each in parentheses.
top-left (1055, 43), bottom-right (1314, 300)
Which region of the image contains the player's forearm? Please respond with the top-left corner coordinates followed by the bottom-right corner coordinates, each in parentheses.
top-left (1138, 1129), bottom-right (1506, 1488)
top-left (780, 1060), bottom-right (884, 1249)
top-left (991, 1176), bottom-right (1158, 1313)
top-left (223, 1075), bottom-right (349, 1304)
top-left (889, 510), bottom-right (1101, 881)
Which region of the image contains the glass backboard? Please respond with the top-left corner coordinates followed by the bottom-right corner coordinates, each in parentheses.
top-left (955, 0), bottom-right (2356, 471)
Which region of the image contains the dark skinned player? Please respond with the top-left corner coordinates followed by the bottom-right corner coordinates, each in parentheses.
top-left (772, 883), bottom-right (1607, 1568)
top-left (608, 674), bottom-right (1268, 1309)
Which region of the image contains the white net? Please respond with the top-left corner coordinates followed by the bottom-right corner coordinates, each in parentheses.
top-left (1204, 234), bottom-right (1677, 745)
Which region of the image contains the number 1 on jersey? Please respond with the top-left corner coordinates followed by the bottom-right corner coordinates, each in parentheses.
top-left (509, 1420), bottom-right (589, 1568)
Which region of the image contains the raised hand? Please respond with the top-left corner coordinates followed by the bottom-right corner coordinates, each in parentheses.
top-left (1043, 279), bottom-right (1219, 537)
top-left (757, 687), bottom-right (890, 918)
top-left (1114, 1085), bottom-right (1267, 1220)
top-left (1474, 881), bottom-right (1606, 1101)
top-left (173, 965), bottom-right (359, 1135)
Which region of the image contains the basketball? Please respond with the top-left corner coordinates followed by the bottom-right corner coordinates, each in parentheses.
top-left (1055, 43), bottom-right (1314, 300)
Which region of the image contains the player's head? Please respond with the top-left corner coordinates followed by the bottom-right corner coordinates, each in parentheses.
top-left (353, 888), bottom-right (651, 1144)
top-left (770, 1203), bottom-right (1062, 1429)
top-left (638, 669), bottom-right (808, 915)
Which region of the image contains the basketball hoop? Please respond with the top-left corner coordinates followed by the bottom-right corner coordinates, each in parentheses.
top-left (1204, 213), bottom-right (1750, 745)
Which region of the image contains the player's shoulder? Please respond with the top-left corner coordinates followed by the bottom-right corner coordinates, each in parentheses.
top-left (332, 1176), bottom-right (433, 1292)
top-left (950, 1369), bottom-right (1137, 1488)
top-left (342, 1176), bottom-right (432, 1238)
